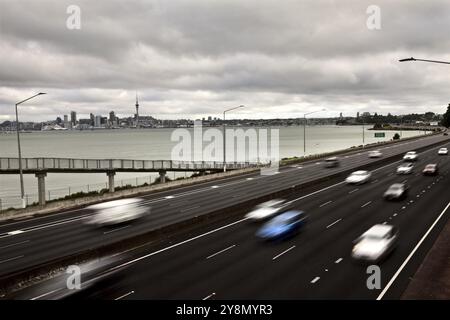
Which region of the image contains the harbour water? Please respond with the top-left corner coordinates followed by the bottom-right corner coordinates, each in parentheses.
top-left (0, 125), bottom-right (428, 209)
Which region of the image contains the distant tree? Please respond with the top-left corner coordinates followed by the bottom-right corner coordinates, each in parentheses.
top-left (442, 104), bottom-right (450, 128)
top-left (393, 133), bottom-right (400, 140)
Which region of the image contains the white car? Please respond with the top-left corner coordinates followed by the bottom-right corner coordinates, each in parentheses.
top-left (368, 150), bottom-right (382, 158)
top-left (85, 198), bottom-right (150, 227)
top-left (438, 147), bottom-right (448, 155)
top-left (403, 151), bottom-right (418, 161)
top-left (245, 199), bottom-right (289, 221)
top-left (396, 163), bottom-right (413, 175)
top-left (352, 224), bottom-right (398, 262)
top-left (383, 183), bottom-right (408, 200)
top-left (345, 170), bottom-right (372, 184)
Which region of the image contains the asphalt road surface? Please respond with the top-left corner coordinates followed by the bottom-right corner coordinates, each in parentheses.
top-left (1, 133), bottom-right (449, 299)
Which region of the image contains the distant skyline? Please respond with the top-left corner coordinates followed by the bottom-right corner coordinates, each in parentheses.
top-left (2, 1), bottom-right (450, 122)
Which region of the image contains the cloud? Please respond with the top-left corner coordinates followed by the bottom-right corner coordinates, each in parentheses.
top-left (1, 0), bottom-right (450, 121)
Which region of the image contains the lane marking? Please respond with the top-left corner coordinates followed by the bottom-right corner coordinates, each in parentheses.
top-left (206, 245), bottom-right (236, 260)
top-left (319, 201), bottom-right (333, 208)
top-left (377, 200), bottom-right (450, 300)
top-left (7, 230), bottom-right (24, 235)
top-left (115, 291), bottom-right (135, 300)
top-left (272, 245), bottom-right (296, 260)
top-left (0, 255), bottom-right (24, 265)
top-left (361, 201), bottom-right (372, 208)
top-left (335, 258), bottom-right (343, 264)
top-left (164, 196), bottom-right (175, 199)
top-left (311, 277), bottom-right (320, 284)
top-left (371, 179), bottom-right (379, 184)
top-left (348, 188), bottom-right (359, 194)
top-left (326, 219), bottom-right (342, 229)
top-left (30, 289), bottom-right (61, 300)
top-left (103, 225), bottom-right (130, 235)
top-left (0, 240), bottom-right (29, 250)
top-left (211, 186), bottom-right (219, 189)
top-left (203, 292), bottom-right (216, 300)
top-left (180, 206), bottom-right (200, 213)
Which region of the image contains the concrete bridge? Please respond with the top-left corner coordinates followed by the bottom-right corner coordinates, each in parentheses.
top-left (0, 158), bottom-right (260, 206)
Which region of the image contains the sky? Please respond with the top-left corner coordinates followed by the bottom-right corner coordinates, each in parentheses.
top-left (1, 0), bottom-right (450, 121)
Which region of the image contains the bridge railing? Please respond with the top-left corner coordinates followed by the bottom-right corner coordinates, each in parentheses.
top-left (0, 158), bottom-right (262, 171)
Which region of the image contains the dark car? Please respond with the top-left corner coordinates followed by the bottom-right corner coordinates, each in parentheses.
top-left (256, 210), bottom-right (308, 241)
top-left (444, 132), bottom-right (448, 136)
top-left (324, 157), bottom-right (339, 168)
top-left (423, 164), bottom-right (438, 176)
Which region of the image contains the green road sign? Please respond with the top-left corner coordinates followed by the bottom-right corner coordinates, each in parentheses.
top-left (374, 132), bottom-right (385, 138)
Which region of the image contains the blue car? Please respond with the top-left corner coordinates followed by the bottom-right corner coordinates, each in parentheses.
top-left (256, 210), bottom-right (308, 241)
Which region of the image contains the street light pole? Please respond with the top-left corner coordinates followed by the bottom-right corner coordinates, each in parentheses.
top-left (303, 109), bottom-right (326, 157)
top-left (223, 105), bottom-right (245, 172)
top-left (399, 57), bottom-right (450, 65)
top-left (15, 92), bottom-right (46, 208)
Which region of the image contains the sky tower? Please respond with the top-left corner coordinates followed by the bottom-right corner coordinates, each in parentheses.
top-left (135, 92), bottom-right (139, 128)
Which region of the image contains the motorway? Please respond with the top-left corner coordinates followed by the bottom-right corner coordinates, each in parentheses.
top-left (0, 133), bottom-right (449, 299)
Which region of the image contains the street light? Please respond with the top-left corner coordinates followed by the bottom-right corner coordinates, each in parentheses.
top-left (223, 105), bottom-right (245, 172)
top-left (303, 109), bottom-right (326, 156)
top-left (399, 57), bottom-right (450, 65)
top-left (15, 92), bottom-right (46, 208)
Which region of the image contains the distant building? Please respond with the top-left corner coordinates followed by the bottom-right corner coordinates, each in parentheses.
top-left (90, 113), bottom-right (95, 126)
top-left (208, 116), bottom-right (212, 121)
top-left (94, 115), bottom-right (102, 128)
top-left (63, 115), bottom-right (71, 129)
top-left (70, 111), bottom-right (77, 126)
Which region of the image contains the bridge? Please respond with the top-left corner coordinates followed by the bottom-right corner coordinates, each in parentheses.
top-left (0, 157), bottom-right (261, 206)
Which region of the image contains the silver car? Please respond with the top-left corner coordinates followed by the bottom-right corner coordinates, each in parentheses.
top-left (383, 183), bottom-right (408, 200)
top-left (85, 198), bottom-right (150, 227)
top-left (396, 163), bottom-right (413, 175)
top-left (352, 224), bottom-right (398, 262)
top-left (345, 170), bottom-right (372, 184)
top-left (245, 199), bottom-right (289, 221)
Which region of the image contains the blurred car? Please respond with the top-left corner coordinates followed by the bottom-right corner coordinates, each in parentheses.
top-left (444, 132), bottom-right (448, 136)
top-left (396, 163), bottom-right (414, 175)
top-left (422, 163), bottom-right (438, 176)
top-left (345, 170), bottom-right (372, 184)
top-left (245, 199), bottom-right (289, 221)
top-left (85, 198), bottom-right (149, 227)
top-left (324, 157), bottom-right (340, 168)
top-left (403, 151), bottom-right (418, 161)
top-left (351, 224), bottom-right (398, 262)
top-left (438, 147), bottom-right (448, 155)
top-left (383, 183), bottom-right (408, 200)
top-left (256, 210), bottom-right (308, 241)
top-left (20, 254), bottom-right (130, 300)
top-left (368, 150), bottom-right (382, 158)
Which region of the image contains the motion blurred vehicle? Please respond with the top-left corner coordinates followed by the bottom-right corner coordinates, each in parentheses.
top-left (383, 183), bottom-right (408, 200)
top-left (444, 132), bottom-right (448, 136)
top-left (85, 198), bottom-right (149, 227)
top-left (422, 163), bottom-right (438, 176)
top-left (345, 170), bottom-right (371, 185)
top-left (438, 147), bottom-right (448, 155)
top-left (396, 163), bottom-right (413, 175)
top-left (368, 150), bottom-right (382, 158)
top-left (403, 151), bottom-right (418, 161)
top-left (351, 224), bottom-right (398, 262)
top-left (324, 157), bottom-right (340, 168)
top-left (245, 199), bottom-right (289, 221)
top-left (256, 210), bottom-right (308, 241)
top-left (19, 254), bottom-right (130, 300)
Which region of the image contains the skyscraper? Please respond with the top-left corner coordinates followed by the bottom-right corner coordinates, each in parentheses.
top-left (135, 93), bottom-right (140, 128)
top-left (90, 113), bottom-right (95, 126)
top-left (70, 111), bottom-right (77, 126)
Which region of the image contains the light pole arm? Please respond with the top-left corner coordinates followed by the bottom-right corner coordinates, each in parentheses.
top-left (399, 57), bottom-right (450, 65)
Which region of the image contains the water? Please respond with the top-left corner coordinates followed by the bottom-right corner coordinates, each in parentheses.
top-left (0, 126), bottom-right (427, 208)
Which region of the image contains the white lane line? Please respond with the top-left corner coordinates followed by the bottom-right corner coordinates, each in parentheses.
top-left (115, 291), bottom-right (135, 300)
top-left (371, 179), bottom-right (379, 184)
top-left (348, 188), bottom-right (359, 194)
top-left (382, 221), bottom-right (387, 225)
top-left (315, 162), bottom-right (321, 165)
top-left (164, 195), bottom-right (175, 199)
top-left (211, 185), bottom-right (219, 189)
top-left (203, 292), bottom-right (216, 300)
top-left (0, 240), bottom-right (29, 250)
top-left (0, 255), bottom-right (24, 265)
top-left (393, 213), bottom-right (398, 217)
top-left (206, 245), bottom-right (236, 260)
top-left (401, 206), bottom-right (406, 210)
top-left (319, 200), bottom-right (333, 208)
top-left (103, 225), bottom-right (130, 235)
top-left (401, 179), bottom-right (408, 184)
top-left (377, 201), bottom-right (450, 300)
top-left (30, 289), bottom-right (61, 300)
top-left (246, 178), bottom-right (254, 180)
top-left (311, 277), bottom-right (320, 284)
top-left (272, 245), bottom-right (296, 260)
top-left (326, 219), bottom-right (342, 229)
top-left (335, 258), bottom-right (343, 264)
top-left (388, 173), bottom-right (394, 176)
top-left (361, 201), bottom-right (372, 208)
top-left (7, 230), bottom-right (24, 235)
top-left (180, 206), bottom-right (200, 213)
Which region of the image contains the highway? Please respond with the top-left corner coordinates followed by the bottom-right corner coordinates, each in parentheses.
top-left (1, 133), bottom-right (449, 299)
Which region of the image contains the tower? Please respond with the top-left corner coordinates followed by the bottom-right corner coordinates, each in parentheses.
top-left (135, 93), bottom-right (140, 128)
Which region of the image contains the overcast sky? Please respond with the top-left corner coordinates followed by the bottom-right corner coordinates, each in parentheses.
top-left (1, 0), bottom-right (450, 121)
